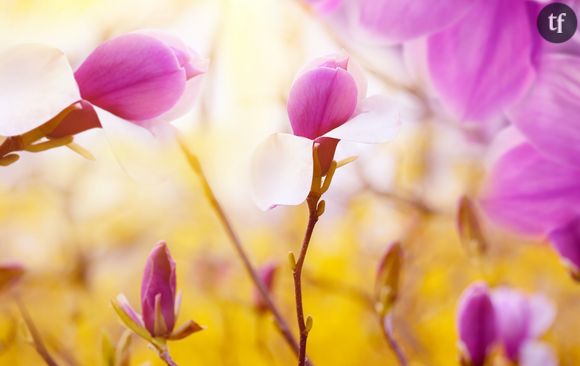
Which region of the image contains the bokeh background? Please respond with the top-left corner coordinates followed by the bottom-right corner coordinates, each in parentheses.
top-left (0, 0), bottom-right (579, 365)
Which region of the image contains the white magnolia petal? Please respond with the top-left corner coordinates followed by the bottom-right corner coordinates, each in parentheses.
top-left (96, 108), bottom-right (175, 183)
top-left (0, 44), bottom-right (80, 136)
top-left (251, 133), bottom-right (313, 211)
top-left (322, 95), bottom-right (401, 143)
top-left (519, 341), bottom-right (557, 366)
top-left (528, 295), bottom-right (556, 338)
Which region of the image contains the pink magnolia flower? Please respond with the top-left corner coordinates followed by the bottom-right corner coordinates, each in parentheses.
top-left (491, 287), bottom-right (556, 364)
top-left (251, 54), bottom-right (399, 210)
top-left (548, 218), bottom-right (580, 280)
top-left (113, 242), bottom-right (203, 342)
top-left (0, 262), bottom-right (24, 294)
top-left (351, 0), bottom-right (537, 123)
top-left (0, 31), bottom-right (207, 139)
top-left (456, 282), bottom-right (496, 366)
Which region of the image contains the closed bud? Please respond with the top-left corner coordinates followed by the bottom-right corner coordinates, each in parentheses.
top-left (0, 262), bottom-right (24, 294)
top-left (457, 196), bottom-right (487, 257)
top-left (253, 262), bottom-right (278, 314)
top-left (374, 242), bottom-right (403, 316)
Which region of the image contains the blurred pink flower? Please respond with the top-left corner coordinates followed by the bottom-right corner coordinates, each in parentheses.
top-left (0, 262), bottom-right (24, 293)
top-left (0, 31), bottom-right (207, 139)
top-left (457, 282), bottom-right (496, 366)
top-left (113, 241), bottom-right (203, 342)
top-left (352, 0), bottom-right (537, 123)
top-left (253, 262), bottom-right (278, 313)
top-left (251, 54), bottom-right (399, 210)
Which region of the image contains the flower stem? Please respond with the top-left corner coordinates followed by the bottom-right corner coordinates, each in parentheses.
top-left (158, 347), bottom-right (178, 366)
top-left (15, 297), bottom-right (59, 366)
top-left (293, 193), bottom-right (320, 366)
top-left (176, 136), bottom-right (308, 364)
top-left (379, 313), bottom-right (408, 366)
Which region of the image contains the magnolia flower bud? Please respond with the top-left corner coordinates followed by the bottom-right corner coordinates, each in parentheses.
top-left (374, 242), bottom-right (403, 316)
top-left (0, 262), bottom-right (24, 294)
top-left (457, 196), bottom-right (487, 257)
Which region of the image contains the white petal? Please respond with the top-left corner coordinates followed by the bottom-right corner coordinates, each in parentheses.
top-left (528, 294), bottom-right (556, 338)
top-left (322, 95), bottom-right (400, 143)
top-left (96, 108), bottom-right (175, 183)
top-left (519, 341), bottom-right (558, 366)
top-left (251, 133), bottom-right (313, 211)
top-left (0, 44), bottom-right (80, 136)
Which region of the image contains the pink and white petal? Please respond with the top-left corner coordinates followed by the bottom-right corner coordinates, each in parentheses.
top-left (306, 0), bottom-right (343, 14)
top-left (0, 44), bottom-right (80, 136)
top-left (508, 54), bottom-right (580, 167)
top-left (519, 341), bottom-right (557, 366)
top-left (251, 133), bottom-right (313, 211)
top-left (354, 0), bottom-right (480, 45)
top-left (427, 0), bottom-right (536, 122)
top-left (322, 95), bottom-right (400, 144)
top-left (481, 143), bottom-right (580, 235)
top-left (95, 107), bottom-right (175, 183)
top-left (115, 294), bottom-right (144, 327)
top-left (527, 295), bottom-right (556, 338)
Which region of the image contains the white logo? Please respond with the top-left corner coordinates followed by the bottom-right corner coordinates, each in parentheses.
top-left (548, 12), bottom-right (567, 33)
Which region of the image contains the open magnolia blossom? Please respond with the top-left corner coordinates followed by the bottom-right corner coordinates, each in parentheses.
top-left (112, 242), bottom-right (203, 346)
top-left (457, 282), bottom-right (556, 366)
top-left (0, 31), bottom-right (207, 165)
top-left (251, 54), bottom-right (399, 210)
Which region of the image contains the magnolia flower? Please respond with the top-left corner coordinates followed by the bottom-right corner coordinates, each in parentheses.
top-left (351, 0), bottom-right (537, 123)
top-left (251, 54), bottom-right (399, 210)
top-left (0, 31), bottom-right (207, 160)
top-left (491, 287), bottom-right (556, 365)
top-left (0, 262), bottom-right (24, 294)
top-left (456, 282), bottom-right (496, 366)
top-left (548, 218), bottom-right (580, 280)
top-left (253, 262), bottom-right (278, 314)
top-left (113, 242), bottom-right (203, 344)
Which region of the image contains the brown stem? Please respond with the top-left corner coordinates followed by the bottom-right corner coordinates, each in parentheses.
top-left (292, 194), bottom-right (320, 366)
top-left (15, 298), bottom-right (59, 366)
top-left (158, 348), bottom-right (178, 366)
top-left (176, 136), bottom-right (308, 364)
top-left (379, 313), bottom-right (408, 366)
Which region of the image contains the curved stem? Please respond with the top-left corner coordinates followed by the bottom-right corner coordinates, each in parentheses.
top-left (380, 313), bottom-right (408, 366)
top-left (15, 297), bottom-right (59, 366)
top-left (293, 194), bottom-right (320, 366)
top-left (158, 348), bottom-right (178, 366)
top-left (176, 136), bottom-right (309, 365)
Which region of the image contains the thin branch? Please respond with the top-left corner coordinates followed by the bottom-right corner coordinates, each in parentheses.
top-left (379, 313), bottom-right (408, 366)
top-left (15, 298), bottom-right (59, 366)
top-left (176, 136), bottom-right (309, 365)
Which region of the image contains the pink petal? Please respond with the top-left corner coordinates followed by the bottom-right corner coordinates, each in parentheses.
top-left (355, 0), bottom-right (479, 44)
top-left (75, 33), bottom-right (186, 122)
top-left (0, 44), bottom-right (80, 136)
top-left (427, 0), bottom-right (536, 122)
top-left (457, 282), bottom-right (496, 366)
top-left (288, 63), bottom-right (358, 139)
top-left (481, 143), bottom-right (580, 235)
top-left (491, 287), bottom-right (531, 361)
top-left (548, 217), bottom-right (580, 277)
top-left (116, 294), bottom-right (144, 328)
top-left (306, 0), bottom-right (343, 14)
top-left (519, 341), bottom-right (557, 366)
top-left (251, 133), bottom-right (313, 210)
top-left (527, 295), bottom-right (556, 338)
top-left (322, 95), bottom-right (400, 143)
top-left (508, 54), bottom-right (580, 166)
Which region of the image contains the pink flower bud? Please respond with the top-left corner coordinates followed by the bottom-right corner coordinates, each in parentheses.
top-left (374, 242), bottom-right (403, 316)
top-left (0, 262), bottom-right (24, 293)
top-left (253, 262), bottom-right (278, 313)
top-left (457, 282), bottom-right (496, 366)
top-left (74, 32), bottom-right (205, 123)
top-left (141, 241), bottom-right (177, 338)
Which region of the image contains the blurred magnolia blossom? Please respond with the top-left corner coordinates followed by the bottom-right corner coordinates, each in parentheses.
top-left (113, 242), bottom-right (203, 353)
top-left (482, 142), bottom-right (580, 279)
top-left (0, 262), bottom-right (24, 294)
top-left (457, 282), bottom-right (556, 366)
top-left (0, 31), bottom-right (207, 163)
top-left (251, 53), bottom-right (399, 210)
